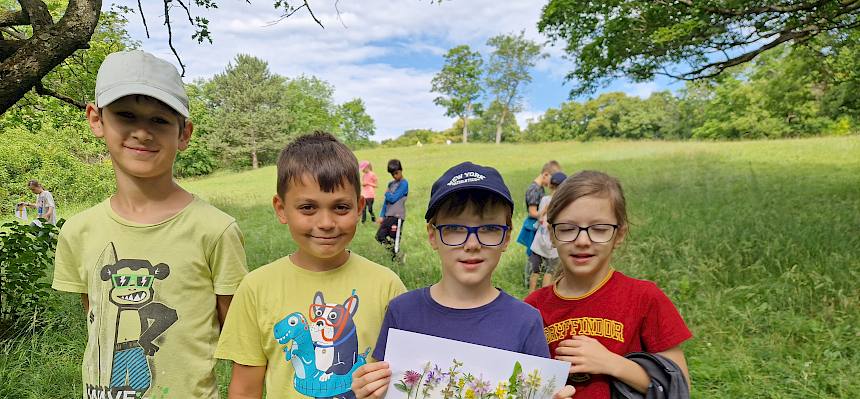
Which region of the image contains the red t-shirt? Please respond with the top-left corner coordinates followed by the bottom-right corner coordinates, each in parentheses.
top-left (524, 270), bottom-right (692, 399)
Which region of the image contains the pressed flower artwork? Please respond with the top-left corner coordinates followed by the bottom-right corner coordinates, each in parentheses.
top-left (384, 329), bottom-right (569, 399)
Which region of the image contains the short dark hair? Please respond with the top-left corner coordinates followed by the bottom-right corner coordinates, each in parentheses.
top-left (27, 180), bottom-right (41, 188)
top-left (387, 159), bottom-right (403, 174)
top-left (276, 131), bottom-right (361, 199)
top-left (428, 190), bottom-right (513, 226)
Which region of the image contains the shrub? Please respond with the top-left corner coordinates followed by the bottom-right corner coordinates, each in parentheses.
top-left (0, 125), bottom-right (113, 214)
top-left (0, 220), bottom-right (62, 338)
top-left (175, 138), bottom-right (217, 177)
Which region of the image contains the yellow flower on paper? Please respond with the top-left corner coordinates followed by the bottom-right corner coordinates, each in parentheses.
top-left (494, 382), bottom-right (508, 398)
top-left (526, 369), bottom-right (542, 388)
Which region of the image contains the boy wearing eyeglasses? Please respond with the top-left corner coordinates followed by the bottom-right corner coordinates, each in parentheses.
top-left (351, 162), bottom-right (575, 399)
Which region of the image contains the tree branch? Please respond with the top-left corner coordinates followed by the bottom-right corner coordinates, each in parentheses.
top-left (0, 38), bottom-right (24, 60)
top-left (0, 0), bottom-right (101, 113)
top-left (267, 2), bottom-right (324, 27)
top-left (19, 0), bottom-right (53, 32)
top-left (677, 0), bottom-right (838, 17)
top-left (34, 82), bottom-right (85, 109)
top-left (163, 0), bottom-right (186, 76)
top-left (137, 0), bottom-right (150, 37)
top-left (0, 9), bottom-right (30, 27)
top-left (175, 0), bottom-right (195, 25)
top-left (303, 0), bottom-right (324, 28)
top-left (334, 0), bottom-right (347, 28)
top-left (1, 26), bottom-right (27, 40)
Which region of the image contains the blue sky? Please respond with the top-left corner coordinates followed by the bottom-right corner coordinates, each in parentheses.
top-left (112, 0), bottom-right (681, 140)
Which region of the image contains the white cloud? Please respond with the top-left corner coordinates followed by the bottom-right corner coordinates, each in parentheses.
top-left (109, 0), bottom-right (665, 140)
top-left (515, 109), bottom-right (545, 129)
top-left (622, 82), bottom-right (659, 99)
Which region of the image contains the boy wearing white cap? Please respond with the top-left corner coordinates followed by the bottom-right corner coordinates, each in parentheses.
top-left (52, 50), bottom-right (248, 399)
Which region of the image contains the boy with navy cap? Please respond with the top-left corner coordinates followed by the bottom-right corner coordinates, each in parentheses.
top-left (350, 162), bottom-right (575, 399)
top-left (52, 50), bottom-right (247, 399)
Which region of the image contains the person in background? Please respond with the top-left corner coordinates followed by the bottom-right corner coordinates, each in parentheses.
top-left (21, 180), bottom-right (57, 225)
top-left (360, 160), bottom-right (378, 223)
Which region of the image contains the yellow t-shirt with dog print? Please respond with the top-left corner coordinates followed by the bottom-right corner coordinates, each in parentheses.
top-left (215, 252), bottom-right (406, 398)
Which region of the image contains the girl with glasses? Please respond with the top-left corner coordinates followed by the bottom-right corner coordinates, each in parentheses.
top-left (525, 170), bottom-right (692, 398)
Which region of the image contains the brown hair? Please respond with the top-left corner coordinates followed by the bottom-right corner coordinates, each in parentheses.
top-left (546, 170), bottom-right (628, 228)
top-left (542, 160), bottom-right (561, 174)
top-left (428, 190), bottom-right (513, 227)
top-left (27, 180), bottom-right (42, 188)
top-left (276, 131), bottom-right (361, 199)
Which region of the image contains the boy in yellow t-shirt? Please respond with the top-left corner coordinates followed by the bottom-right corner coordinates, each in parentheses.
top-left (52, 50), bottom-right (248, 399)
top-left (216, 132), bottom-right (407, 398)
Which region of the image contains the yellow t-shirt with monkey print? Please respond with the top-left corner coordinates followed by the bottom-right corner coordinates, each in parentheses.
top-left (52, 196), bottom-right (248, 399)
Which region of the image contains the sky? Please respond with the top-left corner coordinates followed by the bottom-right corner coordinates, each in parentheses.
top-left (113, 0), bottom-right (683, 140)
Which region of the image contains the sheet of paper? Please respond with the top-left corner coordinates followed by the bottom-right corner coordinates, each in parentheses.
top-left (14, 205), bottom-right (27, 220)
top-left (384, 329), bottom-right (570, 399)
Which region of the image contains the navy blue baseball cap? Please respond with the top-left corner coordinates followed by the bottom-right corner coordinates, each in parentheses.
top-left (425, 162), bottom-right (514, 221)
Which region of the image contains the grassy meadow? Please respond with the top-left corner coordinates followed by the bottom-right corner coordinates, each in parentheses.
top-left (1, 136), bottom-right (859, 398)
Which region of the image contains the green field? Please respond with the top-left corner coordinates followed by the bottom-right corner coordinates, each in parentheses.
top-left (2, 137), bottom-right (859, 398)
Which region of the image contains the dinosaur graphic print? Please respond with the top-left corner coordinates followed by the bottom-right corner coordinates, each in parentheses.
top-left (274, 290), bottom-right (369, 399)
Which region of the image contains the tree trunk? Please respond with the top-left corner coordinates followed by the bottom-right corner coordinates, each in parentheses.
top-left (462, 103), bottom-right (471, 143)
top-left (0, 0), bottom-right (101, 114)
top-left (252, 149), bottom-right (259, 169)
top-left (495, 108), bottom-right (507, 144)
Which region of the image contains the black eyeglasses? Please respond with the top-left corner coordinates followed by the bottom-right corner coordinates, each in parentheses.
top-left (551, 223), bottom-right (618, 243)
top-left (432, 224), bottom-right (510, 247)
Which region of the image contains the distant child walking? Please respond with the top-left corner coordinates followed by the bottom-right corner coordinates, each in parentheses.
top-left (518, 160), bottom-right (561, 284)
top-left (376, 159), bottom-right (408, 258)
top-left (525, 170), bottom-right (692, 398)
top-left (528, 171), bottom-right (566, 292)
top-left (360, 160), bottom-right (377, 223)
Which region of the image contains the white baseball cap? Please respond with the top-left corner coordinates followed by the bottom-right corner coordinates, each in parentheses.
top-left (95, 50), bottom-right (189, 117)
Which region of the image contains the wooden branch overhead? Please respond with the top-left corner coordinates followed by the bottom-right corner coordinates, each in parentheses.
top-left (34, 82), bottom-right (86, 109)
top-left (0, 0), bottom-right (101, 113)
top-left (0, 9), bottom-right (30, 27)
top-left (19, 0), bottom-right (54, 32)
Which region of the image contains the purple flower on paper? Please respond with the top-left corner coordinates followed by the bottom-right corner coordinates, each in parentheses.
top-left (469, 375), bottom-right (491, 398)
top-left (425, 364), bottom-right (446, 384)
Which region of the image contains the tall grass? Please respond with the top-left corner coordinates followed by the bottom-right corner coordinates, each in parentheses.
top-left (2, 137), bottom-right (858, 398)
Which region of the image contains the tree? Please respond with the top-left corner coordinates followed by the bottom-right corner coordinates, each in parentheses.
top-left (484, 31), bottom-right (544, 144)
top-left (207, 54), bottom-right (286, 169)
top-left (431, 44), bottom-right (483, 143)
top-left (467, 100), bottom-right (521, 143)
top-left (1, 0), bottom-right (328, 115)
top-left (336, 98), bottom-right (375, 148)
top-left (539, 0), bottom-right (860, 96)
top-left (282, 75), bottom-right (339, 137)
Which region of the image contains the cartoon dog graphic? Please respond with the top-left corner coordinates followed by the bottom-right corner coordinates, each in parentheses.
top-left (100, 256), bottom-right (177, 394)
top-left (308, 291), bottom-right (360, 384)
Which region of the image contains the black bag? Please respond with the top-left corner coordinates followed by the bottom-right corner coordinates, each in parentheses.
top-left (610, 352), bottom-right (690, 399)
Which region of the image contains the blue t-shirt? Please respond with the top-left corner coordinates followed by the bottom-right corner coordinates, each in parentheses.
top-left (372, 287), bottom-right (550, 360)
